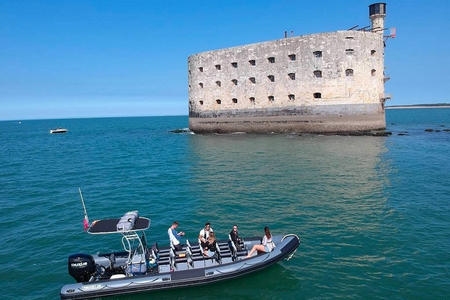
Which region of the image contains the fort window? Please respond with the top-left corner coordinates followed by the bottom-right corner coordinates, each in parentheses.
top-left (268, 75), bottom-right (275, 82)
top-left (371, 69), bottom-right (376, 76)
top-left (288, 94), bottom-right (295, 101)
top-left (313, 92), bottom-right (321, 99)
top-left (249, 97), bottom-right (255, 103)
top-left (215, 64), bottom-right (221, 70)
top-left (249, 59), bottom-right (256, 66)
top-left (313, 70), bottom-right (322, 78)
top-left (199, 67), bottom-right (203, 72)
top-left (288, 73), bottom-right (296, 80)
top-left (249, 77), bottom-right (256, 83)
top-left (232, 98), bottom-right (238, 104)
top-left (216, 81), bottom-right (221, 87)
top-left (345, 69), bottom-right (354, 76)
top-left (231, 62), bottom-right (238, 68)
top-left (199, 100), bottom-right (204, 105)
top-left (313, 51), bottom-right (322, 58)
top-left (288, 54), bottom-right (296, 61)
top-left (371, 50), bottom-right (376, 55)
top-left (345, 49), bottom-right (354, 55)
top-left (231, 79), bottom-right (238, 85)
top-left (268, 57), bottom-right (275, 63)
top-left (199, 82), bottom-right (204, 88)
top-left (268, 95), bottom-right (275, 102)
top-left (216, 99), bottom-right (221, 104)
top-left (345, 36), bottom-right (354, 39)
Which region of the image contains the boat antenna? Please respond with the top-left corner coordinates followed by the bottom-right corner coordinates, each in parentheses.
top-left (78, 187), bottom-right (90, 231)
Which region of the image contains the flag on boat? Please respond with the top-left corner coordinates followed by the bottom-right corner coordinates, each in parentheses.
top-left (83, 215), bottom-right (90, 231)
top-left (79, 188), bottom-right (90, 231)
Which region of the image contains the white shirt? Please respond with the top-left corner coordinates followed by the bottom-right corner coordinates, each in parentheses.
top-left (168, 227), bottom-right (180, 246)
top-left (199, 228), bottom-right (213, 242)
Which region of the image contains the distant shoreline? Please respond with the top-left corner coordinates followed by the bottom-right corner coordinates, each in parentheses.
top-left (386, 104), bottom-right (450, 109)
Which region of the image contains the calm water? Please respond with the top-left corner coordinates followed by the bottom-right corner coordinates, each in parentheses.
top-left (0, 108), bottom-right (449, 299)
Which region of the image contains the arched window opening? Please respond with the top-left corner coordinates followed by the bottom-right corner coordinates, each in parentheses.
top-left (346, 69), bottom-right (354, 76)
top-left (268, 95), bottom-right (275, 102)
top-left (231, 79), bottom-right (238, 85)
top-left (231, 62), bottom-right (238, 68)
top-left (215, 64), bottom-right (221, 70)
top-left (232, 98), bottom-right (238, 104)
top-left (249, 97), bottom-right (255, 103)
top-left (288, 94), bottom-right (295, 101)
top-left (313, 92), bottom-right (322, 99)
top-left (249, 59), bottom-right (256, 66)
top-left (216, 81), bottom-right (221, 87)
top-left (288, 73), bottom-right (296, 80)
top-left (313, 70), bottom-right (322, 78)
top-left (371, 69), bottom-right (376, 76)
top-left (268, 57), bottom-right (275, 63)
top-left (216, 99), bottom-right (221, 104)
top-left (199, 82), bottom-right (203, 88)
top-left (199, 100), bottom-right (204, 105)
top-left (249, 77), bottom-right (256, 83)
top-left (288, 54), bottom-right (296, 61)
top-left (267, 75), bottom-right (275, 82)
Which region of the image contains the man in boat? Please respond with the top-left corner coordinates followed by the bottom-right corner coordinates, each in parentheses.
top-left (198, 222), bottom-right (213, 249)
top-left (168, 221), bottom-right (185, 251)
top-left (229, 224), bottom-right (242, 251)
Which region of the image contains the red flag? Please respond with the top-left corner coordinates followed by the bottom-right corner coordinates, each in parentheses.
top-left (83, 216), bottom-right (89, 231)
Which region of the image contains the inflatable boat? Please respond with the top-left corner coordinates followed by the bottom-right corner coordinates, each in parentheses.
top-left (60, 211), bottom-right (300, 299)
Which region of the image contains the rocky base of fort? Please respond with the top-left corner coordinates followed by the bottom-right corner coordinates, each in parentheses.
top-left (189, 113), bottom-right (387, 135)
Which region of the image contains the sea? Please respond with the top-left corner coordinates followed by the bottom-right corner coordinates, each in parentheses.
top-left (0, 108), bottom-right (449, 300)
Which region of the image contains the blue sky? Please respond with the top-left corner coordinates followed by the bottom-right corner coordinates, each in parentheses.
top-left (1, 0), bottom-right (449, 120)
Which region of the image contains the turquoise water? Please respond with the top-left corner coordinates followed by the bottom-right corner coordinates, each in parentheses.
top-left (1, 108), bottom-right (449, 299)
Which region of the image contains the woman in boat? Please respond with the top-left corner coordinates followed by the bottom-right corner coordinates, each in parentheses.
top-left (203, 231), bottom-right (218, 257)
top-left (246, 226), bottom-right (275, 258)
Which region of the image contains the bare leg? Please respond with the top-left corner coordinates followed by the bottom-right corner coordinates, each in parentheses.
top-left (246, 244), bottom-right (265, 258)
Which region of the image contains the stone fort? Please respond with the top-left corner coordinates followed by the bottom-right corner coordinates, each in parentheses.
top-left (188, 3), bottom-right (390, 134)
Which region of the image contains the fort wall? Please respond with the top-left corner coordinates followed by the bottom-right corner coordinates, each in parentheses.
top-left (188, 4), bottom-right (388, 134)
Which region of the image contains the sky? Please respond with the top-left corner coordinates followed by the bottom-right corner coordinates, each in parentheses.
top-left (1, 0), bottom-right (449, 120)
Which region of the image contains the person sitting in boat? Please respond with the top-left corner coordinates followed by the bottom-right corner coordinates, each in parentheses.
top-left (168, 221), bottom-right (185, 251)
top-left (229, 224), bottom-right (242, 251)
top-left (198, 222), bottom-right (213, 249)
top-left (203, 232), bottom-right (218, 257)
top-left (246, 226), bottom-right (275, 258)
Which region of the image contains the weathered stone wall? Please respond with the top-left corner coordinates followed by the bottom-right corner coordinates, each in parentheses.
top-left (188, 30), bottom-right (386, 133)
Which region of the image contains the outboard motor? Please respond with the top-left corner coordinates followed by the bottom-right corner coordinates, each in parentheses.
top-left (68, 254), bottom-right (96, 282)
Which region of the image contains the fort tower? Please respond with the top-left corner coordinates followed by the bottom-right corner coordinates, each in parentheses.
top-left (369, 3), bottom-right (386, 35)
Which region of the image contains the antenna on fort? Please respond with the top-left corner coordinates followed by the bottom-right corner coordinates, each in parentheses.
top-left (357, 25), bottom-right (371, 31)
top-left (347, 25), bottom-right (359, 30)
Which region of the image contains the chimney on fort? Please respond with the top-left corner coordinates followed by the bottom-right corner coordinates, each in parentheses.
top-left (369, 3), bottom-right (386, 34)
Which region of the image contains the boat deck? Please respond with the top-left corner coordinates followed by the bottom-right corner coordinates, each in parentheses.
top-left (156, 239), bottom-right (249, 273)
